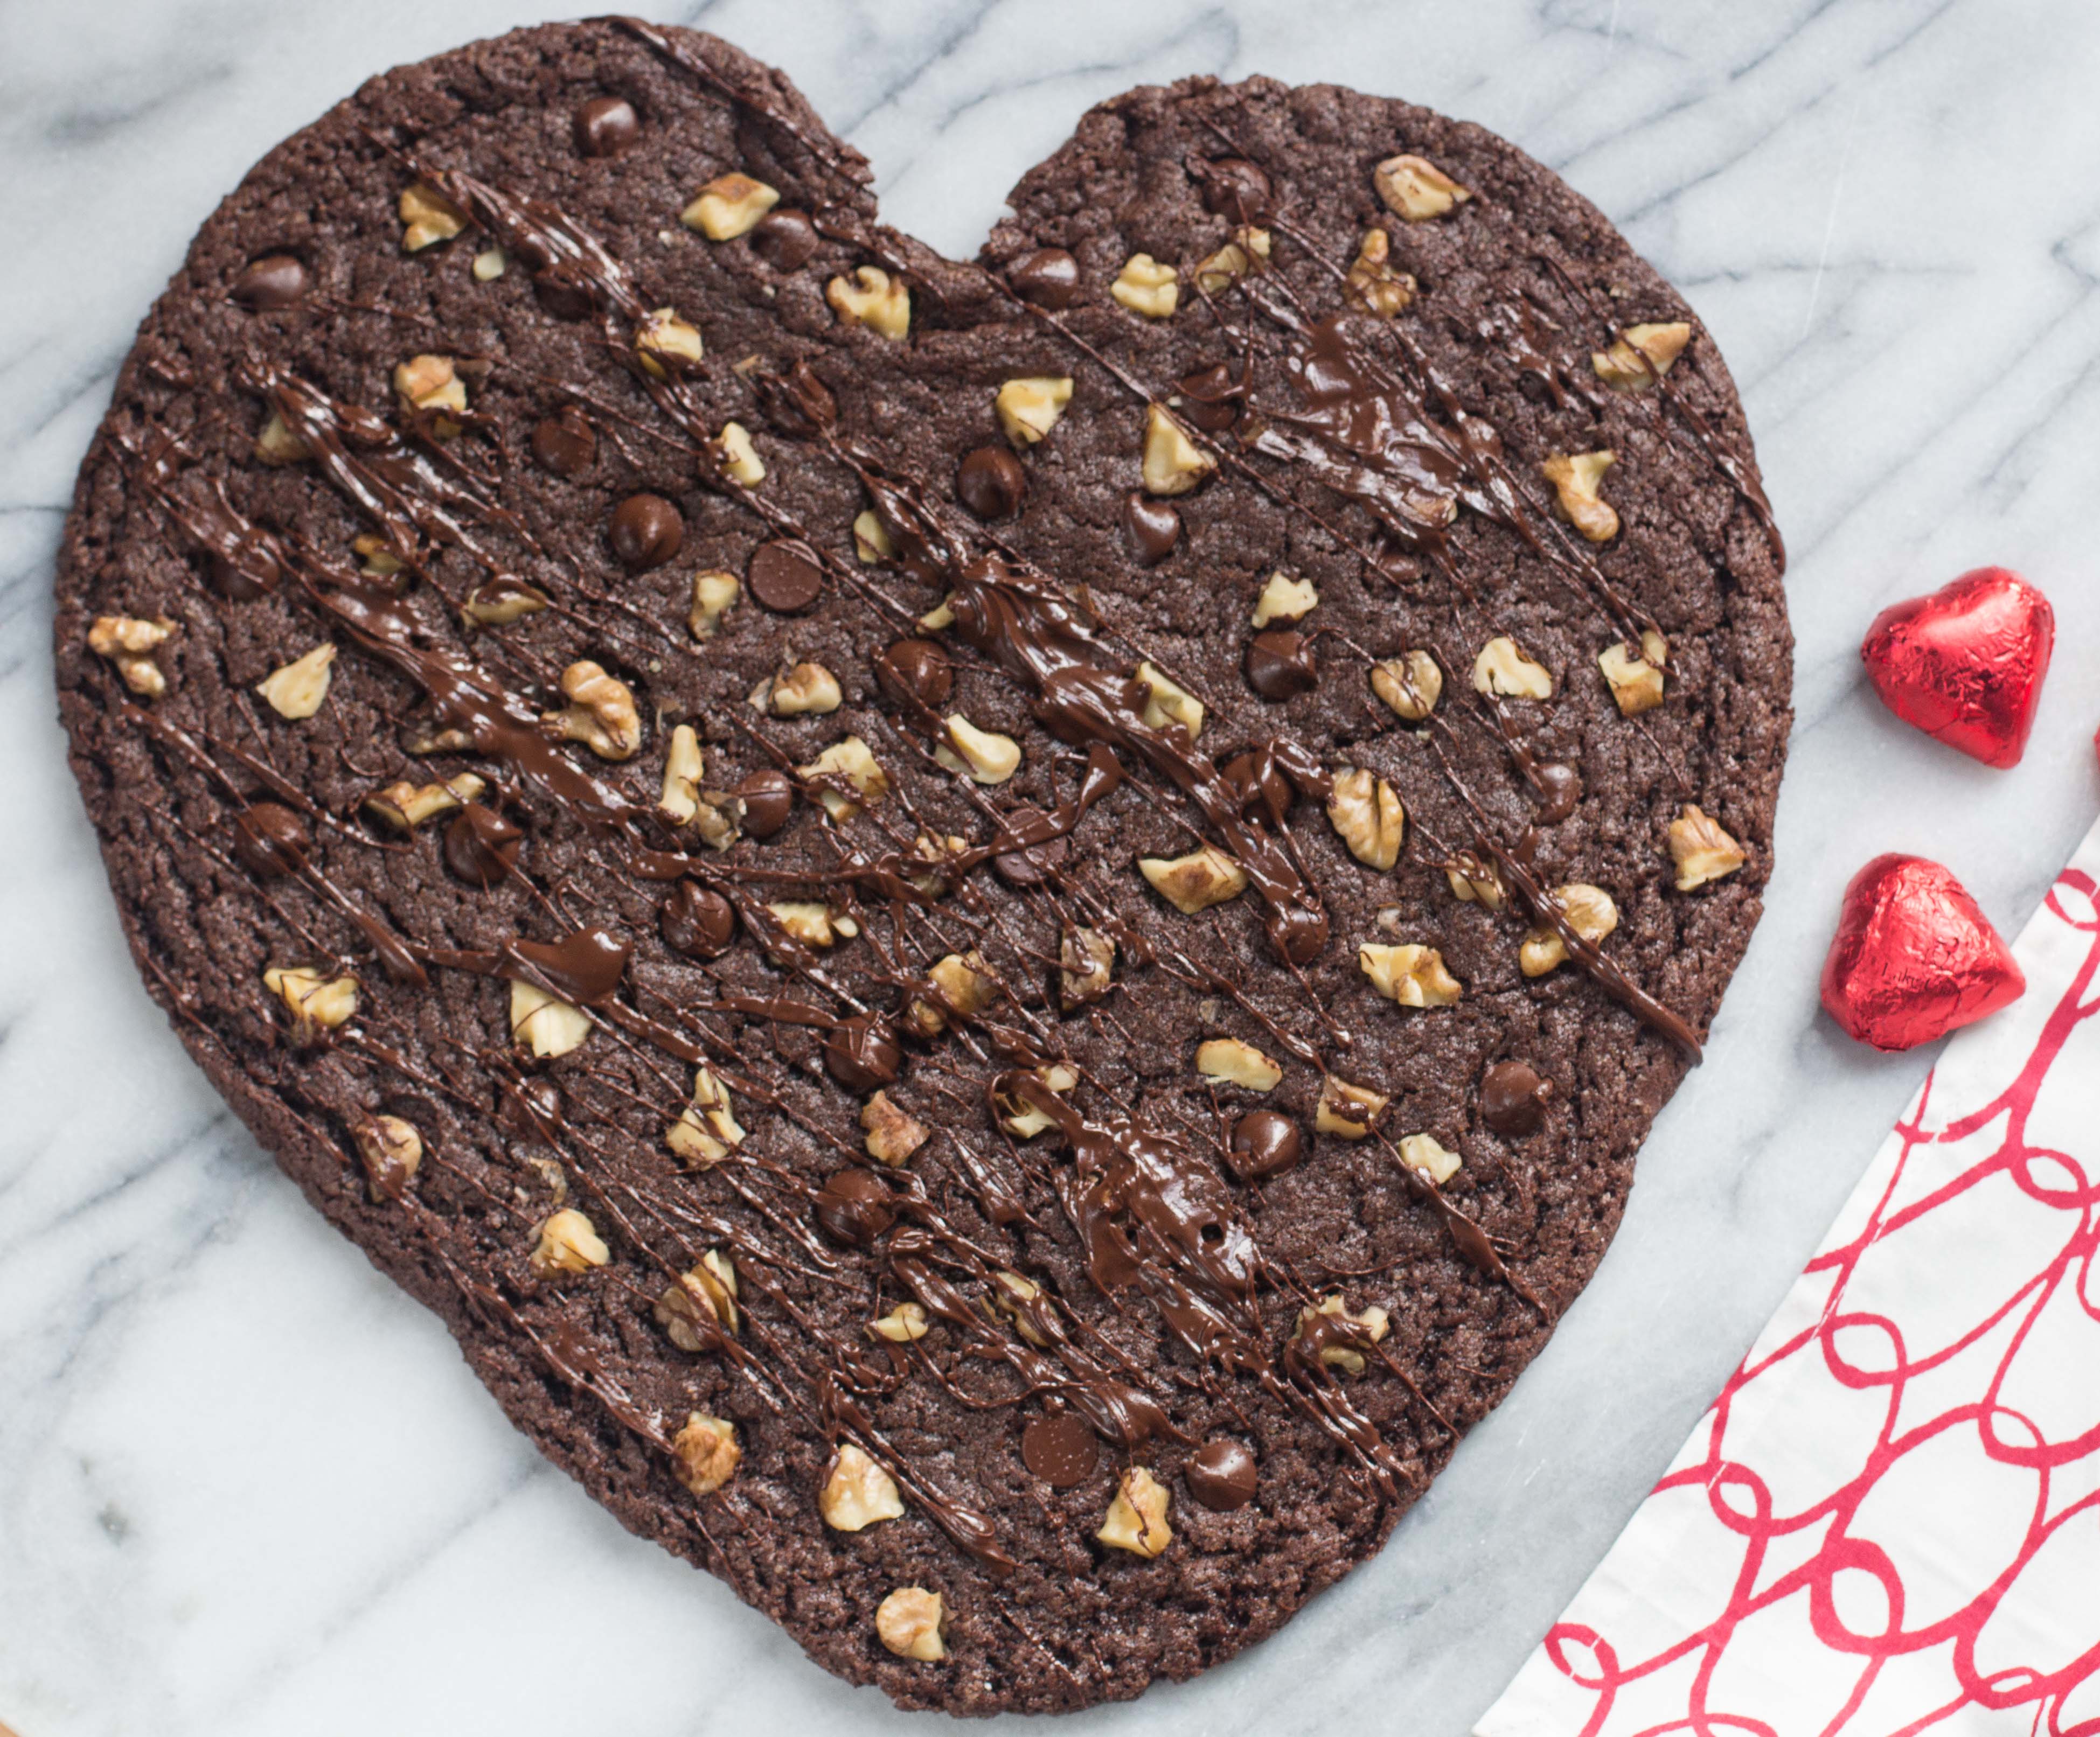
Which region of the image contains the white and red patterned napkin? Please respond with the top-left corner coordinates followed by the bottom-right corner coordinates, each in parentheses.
top-left (1478, 816), bottom-right (2100, 1736)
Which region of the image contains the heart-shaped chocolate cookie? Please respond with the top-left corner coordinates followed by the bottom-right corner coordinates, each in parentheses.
top-left (53, 19), bottom-right (1790, 1714)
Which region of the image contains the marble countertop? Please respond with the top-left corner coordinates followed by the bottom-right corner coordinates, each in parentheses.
top-left (4, 1), bottom-right (2097, 1732)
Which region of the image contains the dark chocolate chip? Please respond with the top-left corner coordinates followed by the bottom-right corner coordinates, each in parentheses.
top-left (1534, 762), bottom-right (1582, 824)
top-left (813, 1168), bottom-right (895, 1247)
top-left (661, 882), bottom-right (737, 961)
top-left (750, 208), bottom-right (818, 269)
top-left (499, 1076), bottom-right (564, 1142)
top-left (1227, 1110), bottom-right (1303, 1182)
top-left (444, 802), bottom-right (522, 889)
top-left (1244, 631), bottom-right (1318, 701)
top-left (957, 445), bottom-right (1027, 520)
top-left (1123, 493), bottom-right (1181, 565)
top-left (1186, 1438), bottom-right (1258, 1511)
top-left (1480, 1061), bottom-right (1552, 1137)
top-left (609, 493), bottom-right (682, 571)
top-left (1021, 1413), bottom-right (1098, 1488)
top-left (573, 95), bottom-right (639, 157)
top-left (736, 768), bottom-right (796, 839)
top-left (1199, 157), bottom-right (1274, 225)
top-left (1177, 361), bottom-right (1245, 433)
top-left (874, 638), bottom-right (953, 714)
top-left (531, 407), bottom-right (596, 478)
top-left (747, 539), bottom-right (824, 613)
top-left (233, 802), bottom-right (308, 877)
top-left (1007, 247), bottom-right (1080, 309)
top-left (993, 806), bottom-right (1068, 888)
top-left (232, 254), bottom-right (309, 310)
top-left (823, 1013), bottom-right (902, 1092)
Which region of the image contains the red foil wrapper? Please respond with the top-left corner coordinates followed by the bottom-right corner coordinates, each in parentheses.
top-left (1820, 854), bottom-right (2025, 1050)
top-left (1860, 566), bottom-right (2054, 769)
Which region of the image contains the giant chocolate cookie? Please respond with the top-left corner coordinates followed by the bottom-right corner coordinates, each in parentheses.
top-left (53, 19), bottom-right (1790, 1714)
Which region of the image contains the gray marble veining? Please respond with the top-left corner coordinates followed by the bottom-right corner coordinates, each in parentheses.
top-left (3, 1), bottom-right (2097, 1732)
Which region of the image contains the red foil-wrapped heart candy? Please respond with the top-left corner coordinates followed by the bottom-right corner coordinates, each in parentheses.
top-left (1820, 854), bottom-right (2025, 1051)
top-left (1860, 567), bottom-right (2054, 768)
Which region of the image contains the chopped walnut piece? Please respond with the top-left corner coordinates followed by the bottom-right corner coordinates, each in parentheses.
top-left (861, 1091), bottom-right (930, 1167)
top-left (393, 353), bottom-right (467, 433)
top-left (1059, 926), bottom-right (1116, 1008)
top-left (1594, 322), bottom-right (1693, 389)
top-left (767, 660), bottom-right (843, 716)
top-left (353, 1114), bottom-right (422, 1195)
top-left (1110, 253), bottom-right (1179, 318)
top-left (87, 614), bottom-right (175, 697)
top-left (904, 831), bottom-right (970, 899)
top-left (687, 570), bottom-right (741, 643)
top-left (1599, 630), bottom-right (1670, 715)
top-left (1374, 153), bottom-right (1471, 221)
top-left (1399, 1132), bottom-right (1462, 1186)
top-left (819, 1443), bottom-right (905, 1531)
top-left (659, 724), bottom-right (705, 824)
top-left (635, 305), bottom-right (704, 377)
top-left (710, 420), bottom-right (764, 486)
top-left (1542, 450), bottom-right (1619, 542)
top-left (852, 510), bottom-right (897, 563)
top-left (1369, 650), bottom-right (1443, 721)
top-left (1445, 850), bottom-right (1507, 911)
top-left (364, 772), bottom-right (484, 832)
top-left (1327, 768), bottom-right (1406, 871)
top-left (1298, 1294), bottom-right (1390, 1374)
top-left (655, 1250), bottom-right (740, 1348)
top-left (986, 1269), bottom-right (1054, 1345)
top-left (1097, 1467), bottom-right (1171, 1557)
top-left (799, 735), bottom-right (888, 820)
top-left (1344, 225), bottom-right (1418, 316)
top-left (398, 182), bottom-right (465, 252)
top-left (1251, 571), bottom-right (1318, 627)
top-left (876, 1587), bottom-right (948, 1662)
top-left (666, 1064), bottom-right (746, 1166)
top-left (530, 1208), bottom-right (609, 1278)
top-left (472, 247), bottom-right (506, 282)
top-left (992, 1065), bottom-right (1077, 1140)
top-left (671, 1412), bottom-right (741, 1496)
top-left (463, 578), bottom-right (548, 625)
top-left (1135, 661), bottom-right (1204, 740)
top-left (1521, 882), bottom-right (1619, 976)
top-left (682, 171), bottom-right (780, 239)
top-left (1315, 1075), bottom-right (1389, 1140)
top-left (826, 266), bottom-right (910, 340)
top-left (995, 375), bottom-right (1074, 445)
top-left (1669, 804), bottom-right (1747, 891)
top-left (935, 715), bottom-right (1022, 785)
top-left (256, 643), bottom-right (337, 720)
top-left (1358, 943), bottom-right (1462, 1008)
top-left (1196, 1037), bottom-right (1282, 1092)
top-left (1472, 636), bottom-right (1554, 701)
top-left (542, 660), bottom-right (640, 761)
top-left (1141, 403), bottom-right (1214, 496)
top-left (908, 948), bottom-right (998, 1039)
top-left (1193, 227), bottom-right (1270, 295)
top-left (1139, 844), bottom-right (1248, 914)
top-left (263, 965), bottom-right (359, 1040)
top-left (253, 410), bottom-right (309, 465)
top-left (510, 980), bottom-right (592, 1058)
top-left (766, 900), bottom-right (844, 950)
top-left (869, 1301), bottom-right (931, 1344)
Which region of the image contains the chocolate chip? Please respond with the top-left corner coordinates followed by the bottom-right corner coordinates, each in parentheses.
top-left (1480, 1061), bottom-right (1552, 1137)
top-left (499, 1076), bottom-right (563, 1142)
top-left (1534, 762), bottom-right (1582, 824)
top-left (1227, 1110), bottom-right (1302, 1182)
top-left (573, 95), bottom-right (639, 157)
top-left (609, 493), bottom-right (683, 571)
top-left (993, 806), bottom-right (1068, 888)
top-left (232, 254), bottom-right (309, 310)
top-left (1185, 1438), bottom-right (1258, 1511)
top-left (661, 882), bottom-right (736, 961)
top-left (747, 539), bottom-right (824, 613)
top-left (531, 406), bottom-right (596, 478)
top-left (736, 768), bottom-right (796, 838)
top-left (1021, 1413), bottom-right (1098, 1488)
top-left (1200, 157), bottom-right (1273, 225)
top-left (1007, 247), bottom-right (1080, 309)
top-left (1123, 493), bottom-right (1181, 566)
top-left (1177, 361), bottom-right (1246, 434)
top-left (751, 208), bottom-right (819, 269)
top-left (1245, 631), bottom-right (1318, 701)
top-left (233, 801), bottom-right (308, 877)
top-left (874, 638), bottom-right (953, 714)
top-left (956, 445), bottom-right (1027, 520)
top-left (813, 1168), bottom-right (895, 1247)
top-left (823, 1013), bottom-right (902, 1092)
top-left (207, 535), bottom-right (281, 602)
top-left (443, 802), bottom-right (522, 889)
